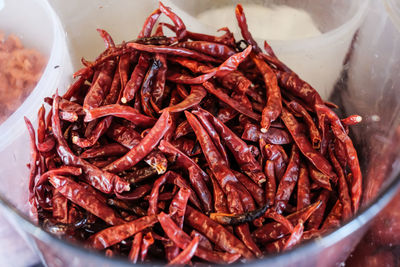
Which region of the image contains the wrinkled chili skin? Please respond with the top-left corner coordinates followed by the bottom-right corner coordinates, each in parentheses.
top-left (104, 111), bottom-right (172, 173)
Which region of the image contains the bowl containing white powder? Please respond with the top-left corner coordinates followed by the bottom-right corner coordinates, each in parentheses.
top-left (162, 0), bottom-right (369, 99)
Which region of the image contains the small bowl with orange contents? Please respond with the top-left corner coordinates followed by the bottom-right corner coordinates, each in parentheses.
top-left (0, 0), bottom-right (72, 151)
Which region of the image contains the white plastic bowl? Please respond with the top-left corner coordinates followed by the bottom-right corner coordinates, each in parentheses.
top-left (0, 0), bottom-right (72, 152)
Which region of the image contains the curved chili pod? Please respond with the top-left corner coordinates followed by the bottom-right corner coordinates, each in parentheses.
top-left (252, 54), bottom-right (282, 132)
top-left (87, 215), bottom-right (157, 249)
top-left (121, 53), bottom-right (151, 104)
top-left (138, 9), bottom-right (161, 38)
top-left (162, 85), bottom-right (207, 113)
top-left (175, 41), bottom-right (236, 59)
top-left (235, 4), bottom-right (262, 53)
top-left (297, 163), bottom-right (311, 211)
top-left (167, 235), bottom-right (199, 266)
top-left (127, 43), bottom-right (220, 63)
top-left (80, 143), bottom-right (128, 159)
top-left (274, 145), bottom-right (300, 213)
top-left (103, 112), bottom-right (172, 173)
top-left (159, 2), bottom-right (187, 40)
top-left (84, 104), bottom-right (156, 128)
top-left (128, 232), bottom-right (143, 263)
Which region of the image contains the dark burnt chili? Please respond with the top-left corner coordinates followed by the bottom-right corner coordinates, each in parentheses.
top-left (24, 2), bottom-right (362, 264)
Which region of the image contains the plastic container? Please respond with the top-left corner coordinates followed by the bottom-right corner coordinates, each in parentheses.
top-left (0, 0), bottom-right (72, 152)
top-left (0, 0), bottom-right (400, 267)
top-left (162, 0), bottom-right (369, 100)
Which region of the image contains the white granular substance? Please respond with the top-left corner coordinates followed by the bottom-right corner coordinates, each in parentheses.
top-left (197, 4), bottom-right (321, 41)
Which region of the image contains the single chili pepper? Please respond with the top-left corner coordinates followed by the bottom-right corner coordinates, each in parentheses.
top-left (80, 143), bottom-right (128, 159)
top-left (287, 100), bottom-right (321, 149)
top-left (307, 190), bottom-right (330, 230)
top-left (341, 115), bottom-right (362, 126)
top-left (202, 81), bottom-right (261, 122)
top-left (162, 85), bottom-right (207, 113)
top-left (115, 184), bottom-right (152, 201)
top-left (96, 28), bottom-right (115, 48)
top-left (52, 94), bottom-right (129, 194)
top-left (251, 54), bottom-right (282, 132)
top-left (175, 41), bottom-right (236, 59)
top-left (148, 172), bottom-right (172, 215)
top-left (49, 175), bottom-right (124, 225)
top-left (281, 107), bottom-right (336, 178)
top-left (167, 235), bottom-right (199, 266)
top-left (235, 4), bottom-right (262, 53)
top-left (184, 206), bottom-right (254, 259)
top-left (159, 2), bottom-right (187, 41)
top-left (264, 160), bottom-right (277, 207)
top-left (127, 43), bottom-right (220, 63)
top-left (72, 116), bottom-right (113, 148)
top-left (128, 232), bottom-right (143, 264)
top-left (37, 105), bottom-right (46, 144)
top-left (252, 201), bottom-right (321, 243)
top-left (87, 215), bottom-right (157, 250)
top-left (157, 212), bottom-right (241, 264)
top-left (35, 166), bottom-right (82, 189)
top-left (140, 231), bottom-right (154, 262)
top-left (274, 145), bottom-right (300, 213)
top-left (315, 104), bottom-right (362, 212)
top-left (62, 73), bottom-right (92, 101)
top-left (158, 140), bottom-right (210, 183)
top-left (233, 170), bottom-right (265, 207)
top-left (103, 111), bottom-right (172, 173)
top-left (138, 9), bottom-right (161, 38)
top-left (165, 187), bottom-right (191, 261)
top-left (117, 53), bottom-right (132, 97)
top-left (210, 203), bottom-right (269, 225)
top-left (186, 27), bottom-right (236, 47)
top-left (83, 60), bottom-right (116, 111)
top-left (121, 53), bottom-right (151, 103)
top-left (194, 108), bottom-right (266, 185)
top-left (166, 45), bottom-right (252, 84)
top-left (297, 163), bottom-right (311, 211)
top-left (84, 104), bottom-right (156, 128)
top-left (264, 144), bottom-right (289, 181)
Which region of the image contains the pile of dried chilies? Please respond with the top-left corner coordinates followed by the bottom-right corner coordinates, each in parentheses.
top-left (25, 2), bottom-right (362, 265)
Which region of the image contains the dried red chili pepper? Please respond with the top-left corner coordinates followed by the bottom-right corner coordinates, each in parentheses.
top-left (104, 111), bottom-right (172, 173)
top-left (175, 41), bottom-right (236, 59)
top-left (167, 235), bottom-right (199, 265)
top-left (162, 85), bottom-right (206, 113)
top-left (87, 215), bottom-right (157, 249)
